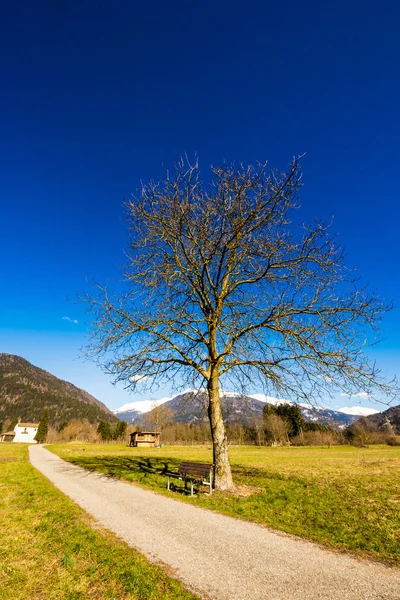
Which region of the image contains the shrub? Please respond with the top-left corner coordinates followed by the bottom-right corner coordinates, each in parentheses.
top-left (387, 435), bottom-right (400, 446)
top-left (292, 430), bottom-right (338, 446)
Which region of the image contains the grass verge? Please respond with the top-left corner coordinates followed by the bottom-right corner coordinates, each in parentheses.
top-left (0, 443), bottom-right (198, 600)
top-left (48, 443), bottom-right (400, 565)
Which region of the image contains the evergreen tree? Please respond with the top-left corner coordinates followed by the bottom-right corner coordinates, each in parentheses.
top-left (263, 403), bottom-right (305, 437)
top-left (275, 404), bottom-right (305, 437)
top-left (97, 420), bottom-right (112, 441)
top-left (113, 420), bottom-right (127, 440)
top-left (304, 421), bottom-right (330, 432)
top-left (35, 409), bottom-right (49, 443)
top-left (262, 403), bottom-right (276, 417)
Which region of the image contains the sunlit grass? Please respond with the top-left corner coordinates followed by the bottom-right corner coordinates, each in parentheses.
top-left (48, 443), bottom-right (400, 564)
top-left (0, 444), bottom-right (198, 600)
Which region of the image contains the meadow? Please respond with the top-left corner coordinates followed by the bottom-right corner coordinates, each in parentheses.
top-left (48, 443), bottom-right (400, 565)
top-left (0, 443), bottom-right (198, 600)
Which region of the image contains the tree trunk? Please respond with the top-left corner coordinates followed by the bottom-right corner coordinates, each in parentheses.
top-left (207, 371), bottom-right (234, 491)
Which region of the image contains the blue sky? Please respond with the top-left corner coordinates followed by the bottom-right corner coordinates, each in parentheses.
top-left (1, 1), bottom-right (399, 411)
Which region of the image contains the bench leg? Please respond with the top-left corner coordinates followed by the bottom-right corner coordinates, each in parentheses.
top-left (191, 481), bottom-right (194, 496)
top-left (167, 476), bottom-right (170, 491)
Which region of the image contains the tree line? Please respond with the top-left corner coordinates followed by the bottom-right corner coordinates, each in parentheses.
top-left (42, 414), bottom-right (399, 447)
top-left (3, 403), bottom-right (397, 448)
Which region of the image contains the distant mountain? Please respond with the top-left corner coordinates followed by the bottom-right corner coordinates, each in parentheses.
top-left (114, 389), bottom-right (362, 428)
top-left (361, 404), bottom-right (400, 434)
top-left (0, 354), bottom-right (116, 427)
top-left (114, 396), bottom-right (172, 422)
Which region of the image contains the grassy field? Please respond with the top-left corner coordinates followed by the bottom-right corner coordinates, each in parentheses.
top-left (0, 443), bottom-right (198, 600)
top-left (48, 443), bottom-right (400, 565)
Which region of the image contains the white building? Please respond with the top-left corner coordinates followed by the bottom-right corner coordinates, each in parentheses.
top-left (0, 421), bottom-right (39, 443)
top-left (13, 422), bottom-right (39, 443)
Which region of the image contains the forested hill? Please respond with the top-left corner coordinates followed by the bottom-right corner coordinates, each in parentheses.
top-left (362, 404), bottom-right (400, 434)
top-left (0, 354), bottom-right (116, 427)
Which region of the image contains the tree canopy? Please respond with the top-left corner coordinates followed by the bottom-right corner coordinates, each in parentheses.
top-left (85, 157), bottom-right (397, 489)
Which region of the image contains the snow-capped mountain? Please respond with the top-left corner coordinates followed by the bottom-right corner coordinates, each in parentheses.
top-left (113, 389), bottom-right (378, 428)
top-left (114, 395), bottom-right (172, 418)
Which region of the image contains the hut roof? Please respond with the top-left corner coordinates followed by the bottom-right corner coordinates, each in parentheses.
top-left (130, 431), bottom-right (161, 436)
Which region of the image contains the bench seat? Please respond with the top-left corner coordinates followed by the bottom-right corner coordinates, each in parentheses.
top-left (166, 461), bottom-right (213, 496)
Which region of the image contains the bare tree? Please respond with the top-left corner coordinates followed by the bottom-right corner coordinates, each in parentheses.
top-left (263, 414), bottom-right (291, 445)
top-left (85, 157), bottom-right (397, 490)
top-left (252, 416), bottom-right (266, 446)
top-left (142, 401), bottom-right (174, 431)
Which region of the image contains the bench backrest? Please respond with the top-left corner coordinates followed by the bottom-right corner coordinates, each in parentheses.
top-left (178, 462), bottom-right (213, 479)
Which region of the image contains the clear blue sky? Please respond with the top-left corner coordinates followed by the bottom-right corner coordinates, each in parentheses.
top-left (1, 0), bottom-right (399, 411)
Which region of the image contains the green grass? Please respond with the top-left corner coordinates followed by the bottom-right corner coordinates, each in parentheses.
top-left (48, 443), bottom-right (400, 565)
top-left (0, 444), bottom-right (199, 600)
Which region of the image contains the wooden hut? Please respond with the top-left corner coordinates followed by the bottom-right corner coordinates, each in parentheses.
top-left (129, 431), bottom-right (161, 448)
top-left (0, 431), bottom-right (16, 442)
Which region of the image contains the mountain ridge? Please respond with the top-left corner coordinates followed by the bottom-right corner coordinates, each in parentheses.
top-left (362, 404), bottom-right (400, 434)
top-left (0, 353), bottom-right (116, 427)
top-left (114, 389), bottom-right (370, 428)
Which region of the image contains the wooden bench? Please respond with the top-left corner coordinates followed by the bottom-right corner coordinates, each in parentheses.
top-left (166, 461), bottom-right (213, 496)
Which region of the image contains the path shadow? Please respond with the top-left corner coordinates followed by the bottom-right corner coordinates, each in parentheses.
top-left (66, 454), bottom-right (292, 492)
top-left (68, 454), bottom-right (180, 482)
top-left (67, 454), bottom-right (215, 495)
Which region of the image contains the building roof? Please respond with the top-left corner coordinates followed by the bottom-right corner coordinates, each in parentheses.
top-left (17, 423), bottom-right (39, 428)
top-left (130, 431), bottom-right (161, 436)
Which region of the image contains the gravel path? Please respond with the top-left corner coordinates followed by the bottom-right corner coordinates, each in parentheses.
top-left (29, 445), bottom-right (399, 600)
